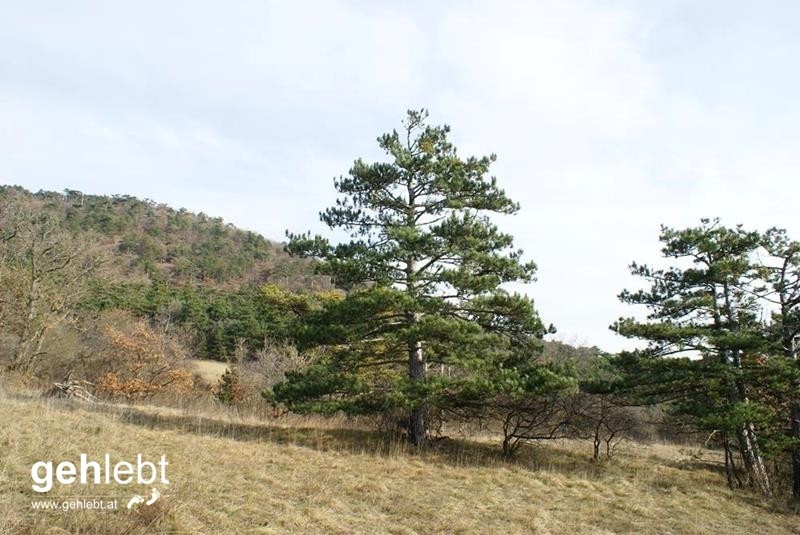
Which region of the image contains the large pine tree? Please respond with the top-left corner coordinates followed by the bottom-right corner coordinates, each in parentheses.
top-left (270, 110), bottom-right (551, 445)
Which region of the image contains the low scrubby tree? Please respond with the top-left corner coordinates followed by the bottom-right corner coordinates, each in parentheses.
top-left (96, 321), bottom-right (193, 399)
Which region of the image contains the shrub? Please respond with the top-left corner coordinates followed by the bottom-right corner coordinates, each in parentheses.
top-left (213, 367), bottom-right (244, 406)
top-left (95, 322), bottom-right (193, 399)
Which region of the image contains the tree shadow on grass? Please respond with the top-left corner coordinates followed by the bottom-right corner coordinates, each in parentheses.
top-left (12, 392), bottom-right (800, 516)
top-left (49, 398), bottom-right (607, 477)
top-left (646, 455), bottom-right (798, 516)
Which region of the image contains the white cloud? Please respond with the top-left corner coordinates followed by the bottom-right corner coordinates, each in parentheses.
top-left (1, 1), bottom-right (799, 351)
top-left (437, 0), bottom-right (658, 135)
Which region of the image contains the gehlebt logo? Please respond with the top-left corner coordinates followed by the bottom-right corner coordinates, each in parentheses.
top-left (30, 454), bottom-right (169, 511)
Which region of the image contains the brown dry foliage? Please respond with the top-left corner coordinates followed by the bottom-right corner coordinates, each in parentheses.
top-left (96, 322), bottom-right (193, 399)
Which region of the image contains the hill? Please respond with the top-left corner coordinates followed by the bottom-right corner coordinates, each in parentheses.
top-left (1, 389), bottom-right (796, 534)
top-left (0, 185), bottom-right (330, 364)
top-left (0, 185), bottom-right (319, 289)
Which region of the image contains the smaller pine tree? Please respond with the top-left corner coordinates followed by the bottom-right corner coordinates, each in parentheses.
top-left (214, 366), bottom-right (244, 405)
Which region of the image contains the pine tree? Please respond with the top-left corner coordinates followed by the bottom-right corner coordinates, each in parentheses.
top-left (270, 110), bottom-right (552, 446)
top-left (612, 219), bottom-right (773, 495)
top-left (760, 228), bottom-right (800, 497)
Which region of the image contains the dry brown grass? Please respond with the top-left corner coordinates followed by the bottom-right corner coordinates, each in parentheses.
top-left (188, 359), bottom-right (230, 385)
top-left (0, 388), bottom-right (797, 534)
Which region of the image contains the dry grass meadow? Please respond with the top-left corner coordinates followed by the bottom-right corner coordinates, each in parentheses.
top-left (187, 359), bottom-right (230, 385)
top-left (1, 384), bottom-right (798, 534)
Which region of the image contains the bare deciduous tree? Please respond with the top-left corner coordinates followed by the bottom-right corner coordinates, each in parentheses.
top-left (0, 204), bottom-right (106, 372)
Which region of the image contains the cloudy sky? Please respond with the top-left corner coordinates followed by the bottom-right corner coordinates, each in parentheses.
top-left (2, 1), bottom-right (798, 351)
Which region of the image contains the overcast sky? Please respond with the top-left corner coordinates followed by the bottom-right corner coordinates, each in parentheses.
top-left (2, 1), bottom-right (799, 352)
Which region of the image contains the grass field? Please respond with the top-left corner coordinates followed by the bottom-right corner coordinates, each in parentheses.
top-left (1, 388), bottom-right (797, 534)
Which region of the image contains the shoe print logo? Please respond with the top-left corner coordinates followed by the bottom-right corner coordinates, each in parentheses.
top-left (126, 487), bottom-right (161, 509)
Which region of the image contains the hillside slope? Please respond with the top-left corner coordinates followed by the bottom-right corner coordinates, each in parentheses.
top-left (1, 393), bottom-right (796, 534)
top-left (0, 185), bottom-right (318, 289)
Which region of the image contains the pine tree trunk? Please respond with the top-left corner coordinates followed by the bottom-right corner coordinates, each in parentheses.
top-left (721, 292), bottom-right (772, 497)
top-left (791, 400), bottom-right (800, 498)
top-left (408, 339), bottom-right (427, 446)
top-left (723, 434), bottom-right (744, 489)
top-left (403, 177), bottom-right (427, 447)
top-left (735, 423), bottom-right (772, 496)
top-left (786, 337), bottom-right (800, 499)
top-left (730, 381), bottom-right (772, 496)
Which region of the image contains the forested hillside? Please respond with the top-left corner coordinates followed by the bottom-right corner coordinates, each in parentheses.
top-left (0, 185), bottom-right (318, 288)
top-left (0, 185), bottom-right (332, 368)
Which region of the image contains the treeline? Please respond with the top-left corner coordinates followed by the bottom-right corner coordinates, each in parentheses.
top-left (84, 281), bottom-right (339, 359)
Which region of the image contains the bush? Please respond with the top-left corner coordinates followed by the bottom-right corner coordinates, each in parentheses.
top-left (94, 320), bottom-right (193, 399)
top-left (213, 367), bottom-right (244, 406)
